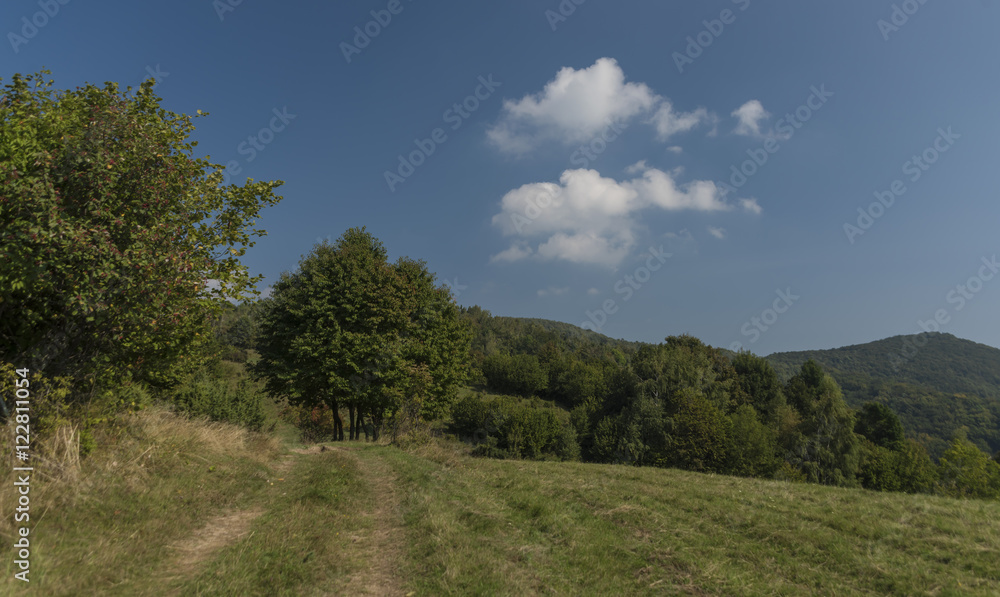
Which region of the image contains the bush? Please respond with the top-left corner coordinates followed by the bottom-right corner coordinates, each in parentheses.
top-left (172, 378), bottom-right (266, 431)
top-left (481, 353), bottom-right (548, 397)
top-left (280, 403), bottom-right (338, 443)
top-left (450, 392), bottom-right (577, 461)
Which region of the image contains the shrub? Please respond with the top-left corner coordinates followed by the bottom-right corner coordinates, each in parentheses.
top-left (280, 403), bottom-right (338, 443)
top-left (172, 378), bottom-right (266, 431)
top-left (450, 392), bottom-right (577, 461)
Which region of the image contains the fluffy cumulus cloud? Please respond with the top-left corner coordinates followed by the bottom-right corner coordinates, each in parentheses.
top-left (491, 163), bottom-right (747, 267)
top-left (707, 226), bottom-right (726, 239)
top-left (488, 58), bottom-right (713, 153)
top-left (739, 197), bottom-right (763, 215)
top-left (732, 100), bottom-right (770, 137)
top-left (650, 102), bottom-right (712, 141)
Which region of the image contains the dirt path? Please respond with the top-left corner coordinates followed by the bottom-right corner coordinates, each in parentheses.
top-left (334, 447), bottom-right (408, 597)
top-left (155, 450), bottom-right (301, 593)
top-left (156, 507), bottom-right (264, 595)
top-left (153, 445), bottom-right (408, 596)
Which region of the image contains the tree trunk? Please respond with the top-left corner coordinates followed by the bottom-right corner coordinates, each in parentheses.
top-left (348, 404), bottom-right (356, 440)
top-left (329, 397), bottom-right (344, 441)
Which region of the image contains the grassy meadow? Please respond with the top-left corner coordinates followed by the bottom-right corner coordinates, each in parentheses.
top-left (1, 406), bottom-right (998, 596)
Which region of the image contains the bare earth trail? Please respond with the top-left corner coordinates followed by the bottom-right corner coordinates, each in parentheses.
top-left (153, 444), bottom-right (409, 596)
top-left (328, 445), bottom-right (408, 597)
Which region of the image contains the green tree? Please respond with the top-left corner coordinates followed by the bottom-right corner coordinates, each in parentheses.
top-left (254, 229), bottom-right (469, 441)
top-left (857, 439), bottom-right (902, 492)
top-left (938, 434), bottom-right (1000, 500)
top-left (895, 439), bottom-right (937, 494)
top-left (0, 71), bottom-right (281, 400)
top-left (731, 351), bottom-right (786, 424)
top-left (481, 353), bottom-right (548, 397)
top-left (727, 404), bottom-right (780, 477)
top-left (785, 361), bottom-right (861, 487)
top-left (667, 388), bottom-right (731, 473)
top-left (855, 402), bottom-right (905, 450)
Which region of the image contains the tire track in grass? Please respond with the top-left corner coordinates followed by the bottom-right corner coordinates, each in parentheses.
top-left (334, 446), bottom-right (408, 597)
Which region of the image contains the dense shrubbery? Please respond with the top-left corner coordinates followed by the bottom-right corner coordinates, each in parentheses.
top-left (172, 363), bottom-right (267, 431)
top-left (460, 314), bottom-right (1000, 501)
top-left (450, 392), bottom-right (578, 461)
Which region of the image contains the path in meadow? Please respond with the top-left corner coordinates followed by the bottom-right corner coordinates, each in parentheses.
top-left (331, 446), bottom-right (408, 597)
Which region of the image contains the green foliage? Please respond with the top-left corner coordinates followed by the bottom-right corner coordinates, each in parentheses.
top-left (457, 314), bottom-right (997, 500)
top-left (667, 388), bottom-right (732, 473)
top-left (895, 439), bottom-right (938, 494)
top-left (857, 439), bottom-right (903, 492)
top-left (855, 401), bottom-right (905, 450)
top-left (784, 361), bottom-right (861, 487)
top-left (768, 333), bottom-right (1000, 458)
top-left (0, 71), bottom-right (282, 396)
top-left (254, 228), bottom-right (471, 438)
top-left (172, 365), bottom-right (266, 431)
top-left (727, 404), bottom-right (780, 477)
top-left (937, 434), bottom-right (1000, 500)
top-left (481, 353), bottom-right (548, 397)
top-left (280, 403), bottom-right (340, 443)
top-left (731, 351), bottom-right (786, 423)
top-left (450, 392), bottom-right (577, 461)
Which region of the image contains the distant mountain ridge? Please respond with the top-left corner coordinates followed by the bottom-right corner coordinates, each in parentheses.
top-left (464, 310), bottom-right (1000, 457)
top-left (766, 332), bottom-right (1000, 457)
top-left (766, 333), bottom-right (1000, 397)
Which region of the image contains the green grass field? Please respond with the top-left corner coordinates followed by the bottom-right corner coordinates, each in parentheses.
top-left (3, 409), bottom-right (998, 595)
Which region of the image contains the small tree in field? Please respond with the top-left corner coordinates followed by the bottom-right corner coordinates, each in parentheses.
top-left (0, 71), bottom-right (282, 412)
top-left (254, 228), bottom-right (470, 441)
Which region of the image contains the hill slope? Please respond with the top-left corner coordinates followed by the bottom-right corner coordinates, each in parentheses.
top-left (11, 415), bottom-right (1000, 595)
top-left (767, 333), bottom-right (1000, 457)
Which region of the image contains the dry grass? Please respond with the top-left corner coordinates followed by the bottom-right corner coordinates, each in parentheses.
top-left (0, 406), bottom-right (281, 595)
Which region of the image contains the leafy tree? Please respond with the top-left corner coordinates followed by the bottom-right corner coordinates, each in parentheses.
top-left (0, 71), bottom-right (282, 398)
top-left (731, 351), bottom-right (786, 423)
top-left (481, 353), bottom-right (547, 397)
top-left (667, 388), bottom-right (731, 473)
top-left (857, 439), bottom-right (902, 492)
top-left (254, 229), bottom-right (469, 441)
top-left (895, 439), bottom-right (937, 494)
top-left (938, 434), bottom-right (1000, 500)
top-left (727, 404), bottom-right (780, 477)
top-left (854, 402), bottom-right (905, 450)
top-left (785, 361), bottom-right (861, 487)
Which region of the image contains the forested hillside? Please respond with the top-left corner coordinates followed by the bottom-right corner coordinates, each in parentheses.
top-left (767, 333), bottom-right (1000, 457)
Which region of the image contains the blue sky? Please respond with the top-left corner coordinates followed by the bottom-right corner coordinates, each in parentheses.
top-left (5, 0), bottom-right (999, 355)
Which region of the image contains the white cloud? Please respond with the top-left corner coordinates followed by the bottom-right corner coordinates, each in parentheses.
top-left (666, 145), bottom-right (683, 154)
top-left (537, 286), bottom-right (570, 297)
top-left (707, 226), bottom-right (726, 239)
top-left (625, 160), bottom-right (647, 174)
top-left (487, 57), bottom-right (713, 154)
top-left (650, 102), bottom-right (710, 141)
top-left (491, 163), bottom-right (741, 267)
top-left (587, 287), bottom-right (600, 295)
top-left (489, 242), bottom-right (534, 263)
top-left (487, 58), bottom-right (657, 154)
top-left (740, 198), bottom-right (763, 214)
top-left (732, 100), bottom-right (770, 137)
